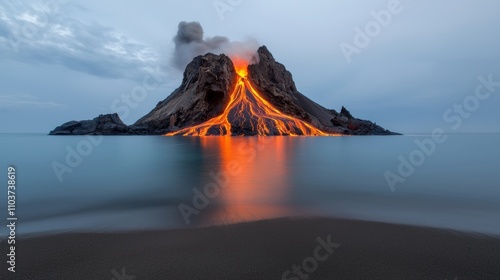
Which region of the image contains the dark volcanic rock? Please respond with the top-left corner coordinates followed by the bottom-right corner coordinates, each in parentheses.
top-left (247, 46), bottom-right (311, 122)
top-left (49, 46), bottom-right (399, 136)
top-left (340, 106), bottom-right (354, 119)
top-left (330, 113), bottom-right (396, 135)
top-left (49, 113), bottom-right (130, 135)
top-left (133, 53), bottom-right (237, 134)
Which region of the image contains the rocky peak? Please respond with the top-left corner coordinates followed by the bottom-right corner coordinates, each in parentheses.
top-left (340, 106), bottom-right (354, 119)
top-left (133, 53), bottom-right (237, 131)
top-left (248, 46), bottom-right (309, 121)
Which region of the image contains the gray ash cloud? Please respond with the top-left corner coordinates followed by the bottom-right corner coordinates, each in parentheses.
top-left (172, 21), bottom-right (259, 70)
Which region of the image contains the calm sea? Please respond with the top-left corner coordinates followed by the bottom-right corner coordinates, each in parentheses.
top-left (1, 134), bottom-right (499, 236)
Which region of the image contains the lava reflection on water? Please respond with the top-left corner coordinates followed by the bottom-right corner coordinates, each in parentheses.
top-left (197, 137), bottom-right (300, 225)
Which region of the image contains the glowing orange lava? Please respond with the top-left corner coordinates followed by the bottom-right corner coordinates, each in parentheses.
top-left (166, 57), bottom-right (334, 136)
top-left (231, 56), bottom-right (249, 77)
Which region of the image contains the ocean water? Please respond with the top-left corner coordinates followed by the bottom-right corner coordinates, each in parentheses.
top-left (1, 133), bottom-right (499, 236)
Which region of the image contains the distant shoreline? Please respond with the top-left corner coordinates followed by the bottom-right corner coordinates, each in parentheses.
top-left (2, 217), bottom-right (499, 279)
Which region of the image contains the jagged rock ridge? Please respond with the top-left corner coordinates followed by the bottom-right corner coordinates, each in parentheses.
top-left (50, 46), bottom-right (398, 136)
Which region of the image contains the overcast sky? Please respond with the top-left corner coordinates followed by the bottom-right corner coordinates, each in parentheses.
top-left (1, 0), bottom-right (499, 133)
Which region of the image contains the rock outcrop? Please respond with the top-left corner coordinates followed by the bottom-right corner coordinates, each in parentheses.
top-left (49, 46), bottom-right (399, 136)
top-left (50, 113), bottom-right (130, 135)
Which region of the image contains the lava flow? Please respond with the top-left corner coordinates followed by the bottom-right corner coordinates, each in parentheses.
top-left (166, 57), bottom-right (332, 136)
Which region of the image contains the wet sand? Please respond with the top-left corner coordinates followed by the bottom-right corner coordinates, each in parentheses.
top-left (1, 217), bottom-right (500, 280)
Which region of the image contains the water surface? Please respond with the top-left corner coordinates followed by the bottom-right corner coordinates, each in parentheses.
top-left (1, 134), bottom-right (499, 236)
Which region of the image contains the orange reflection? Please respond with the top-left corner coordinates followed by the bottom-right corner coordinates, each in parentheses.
top-left (199, 137), bottom-right (295, 225)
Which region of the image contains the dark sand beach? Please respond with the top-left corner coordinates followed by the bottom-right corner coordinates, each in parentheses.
top-left (2, 217), bottom-right (500, 280)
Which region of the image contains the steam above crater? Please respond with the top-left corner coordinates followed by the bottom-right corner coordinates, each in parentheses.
top-left (172, 21), bottom-right (259, 71)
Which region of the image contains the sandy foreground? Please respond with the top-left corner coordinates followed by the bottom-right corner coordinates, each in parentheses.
top-left (1, 217), bottom-right (500, 280)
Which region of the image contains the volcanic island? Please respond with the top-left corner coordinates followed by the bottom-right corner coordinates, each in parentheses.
top-left (50, 46), bottom-right (398, 136)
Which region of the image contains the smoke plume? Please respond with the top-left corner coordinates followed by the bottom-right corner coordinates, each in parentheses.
top-left (172, 21), bottom-right (259, 70)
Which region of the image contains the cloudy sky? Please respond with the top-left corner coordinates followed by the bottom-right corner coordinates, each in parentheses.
top-left (1, 0), bottom-right (499, 133)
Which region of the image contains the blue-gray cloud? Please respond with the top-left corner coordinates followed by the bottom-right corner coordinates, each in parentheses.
top-left (0, 91), bottom-right (66, 108)
top-left (0, 1), bottom-right (158, 80)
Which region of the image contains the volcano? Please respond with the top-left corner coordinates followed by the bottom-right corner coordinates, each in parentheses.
top-left (50, 46), bottom-right (398, 136)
